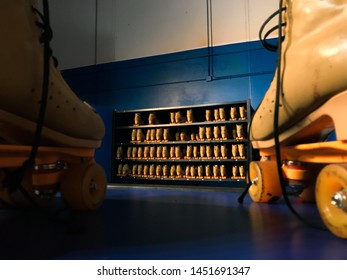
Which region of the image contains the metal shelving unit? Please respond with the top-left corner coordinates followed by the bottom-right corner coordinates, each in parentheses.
top-left (112, 100), bottom-right (251, 188)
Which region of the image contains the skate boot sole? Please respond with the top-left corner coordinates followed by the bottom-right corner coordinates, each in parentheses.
top-left (252, 90), bottom-right (347, 149)
top-left (0, 109), bottom-right (102, 148)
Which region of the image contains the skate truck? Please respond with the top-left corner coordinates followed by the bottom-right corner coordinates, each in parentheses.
top-left (249, 91), bottom-right (347, 239)
top-left (0, 145), bottom-right (106, 210)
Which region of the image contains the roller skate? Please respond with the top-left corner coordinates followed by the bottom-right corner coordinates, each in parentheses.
top-left (0, 0), bottom-right (106, 210)
top-left (247, 0), bottom-right (347, 238)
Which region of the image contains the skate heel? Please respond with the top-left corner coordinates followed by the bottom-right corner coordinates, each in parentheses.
top-left (301, 90), bottom-right (347, 141)
top-left (252, 90), bottom-right (347, 149)
top-left (319, 90), bottom-right (347, 141)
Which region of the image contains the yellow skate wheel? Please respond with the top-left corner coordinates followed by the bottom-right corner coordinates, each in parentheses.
top-left (248, 161), bottom-right (282, 203)
top-left (60, 162), bottom-right (106, 211)
top-left (316, 164), bottom-right (347, 238)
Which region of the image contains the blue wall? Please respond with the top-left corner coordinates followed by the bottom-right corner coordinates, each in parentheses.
top-left (62, 39), bottom-right (278, 181)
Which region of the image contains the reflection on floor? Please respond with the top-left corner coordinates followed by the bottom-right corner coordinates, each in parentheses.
top-left (0, 185), bottom-right (346, 260)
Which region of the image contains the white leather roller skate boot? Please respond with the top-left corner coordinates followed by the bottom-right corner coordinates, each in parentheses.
top-left (250, 0), bottom-right (347, 148)
top-left (248, 0), bottom-right (347, 238)
top-left (0, 0), bottom-right (105, 147)
top-left (0, 0), bottom-right (106, 210)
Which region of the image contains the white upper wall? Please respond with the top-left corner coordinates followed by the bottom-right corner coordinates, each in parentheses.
top-left (114, 0), bottom-right (207, 60)
top-left (49, 0), bottom-right (97, 68)
top-left (49, 0), bottom-right (278, 69)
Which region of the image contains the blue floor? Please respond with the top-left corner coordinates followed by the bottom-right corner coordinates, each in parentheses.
top-left (0, 185), bottom-right (347, 260)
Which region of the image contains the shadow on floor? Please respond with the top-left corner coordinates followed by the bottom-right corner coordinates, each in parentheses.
top-left (0, 186), bottom-right (346, 260)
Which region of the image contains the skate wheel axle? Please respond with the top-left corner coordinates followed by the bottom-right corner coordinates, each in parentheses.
top-left (331, 189), bottom-right (347, 212)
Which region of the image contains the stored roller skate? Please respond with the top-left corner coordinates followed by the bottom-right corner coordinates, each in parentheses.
top-left (246, 0), bottom-right (347, 238)
top-left (0, 0), bottom-right (106, 210)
